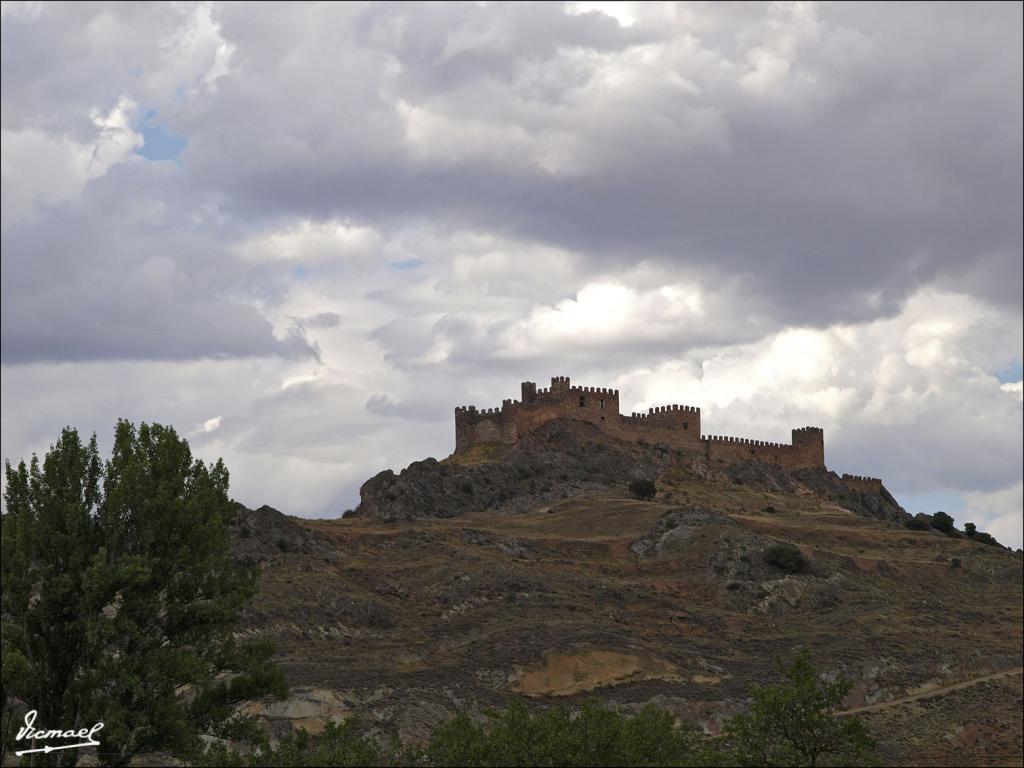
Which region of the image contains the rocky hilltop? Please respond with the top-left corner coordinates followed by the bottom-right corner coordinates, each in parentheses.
top-left (233, 419), bottom-right (1023, 766)
top-left (356, 419), bottom-right (907, 525)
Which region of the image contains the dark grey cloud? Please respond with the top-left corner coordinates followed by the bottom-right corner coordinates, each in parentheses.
top-left (1, 164), bottom-right (316, 363)
top-left (4, 2), bottom-right (1020, 362)
top-left (164, 2), bottom-right (1021, 327)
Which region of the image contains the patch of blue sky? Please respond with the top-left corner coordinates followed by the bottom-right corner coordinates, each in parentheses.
top-left (994, 360), bottom-right (1023, 384)
top-left (390, 258), bottom-right (423, 270)
top-left (136, 110), bottom-right (187, 162)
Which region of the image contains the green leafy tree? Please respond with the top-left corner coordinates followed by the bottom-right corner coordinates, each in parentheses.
top-left (1, 421), bottom-right (285, 766)
top-left (424, 699), bottom-right (700, 767)
top-left (930, 511), bottom-right (955, 534)
top-left (723, 650), bottom-right (877, 767)
top-left (963, 522), bottom-right (976, 537)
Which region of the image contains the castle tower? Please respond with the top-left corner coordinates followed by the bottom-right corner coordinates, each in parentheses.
top-left (791, 426), bottom-right (825, 468)
top-left (521, 381), bottom-right (537, 404)
top-left (550, 375), bottom-right (570, 392)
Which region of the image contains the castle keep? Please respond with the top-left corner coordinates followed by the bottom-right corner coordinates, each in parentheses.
top-left (455, 375), bottom-right (827, 471)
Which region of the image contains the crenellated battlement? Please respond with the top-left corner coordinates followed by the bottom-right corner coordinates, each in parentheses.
top-left (703, 435), bottom-right (789, 449)
top-left (627, 405), bottom-right (700, 420)
top-left (698, 427), bottom-right (824, 469)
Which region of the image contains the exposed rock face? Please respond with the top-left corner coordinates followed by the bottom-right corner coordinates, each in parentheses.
top-left (724, 460), bottom-right (796, 493)
top-left (630, 507), bottom-right (730, 558)
top-left (228, 503), bottom-right (333, 564)
top-left (355, 419), bottom-right (684, 521)
top-left (791, 468), bottom-right (908, 524)
top-left (719, 461), bottom-right (907, 524)
top-left (755, 577), bottom-right (809, 611)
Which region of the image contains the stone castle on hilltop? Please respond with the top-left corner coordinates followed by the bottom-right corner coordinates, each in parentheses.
top-left (455, 375), bottom-right (836, 473)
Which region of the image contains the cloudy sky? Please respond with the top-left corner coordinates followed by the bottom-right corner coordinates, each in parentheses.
top-left (2, 1), bottom-right (1021, 546)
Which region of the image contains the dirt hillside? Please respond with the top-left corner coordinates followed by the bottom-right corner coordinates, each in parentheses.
top-left (235, 421), bottom-right (1023, 765)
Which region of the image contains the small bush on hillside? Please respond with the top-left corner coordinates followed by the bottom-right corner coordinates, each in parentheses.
top-left (951, 557), bottom-right (961, 568)
top-left (971, 531), bottom-right (1001, 547)
top-left (629, 479), bottom-right (657, 501)
top-left (964, 522), bottom-right (977, 537)
top-left (904, 516), bottom-right (931, 531)
top-left (931, 511), bottom-right (955, 533)
top-left (764, 543), bottom-right (810, 574)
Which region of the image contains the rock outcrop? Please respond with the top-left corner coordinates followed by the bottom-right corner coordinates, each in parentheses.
top-left (228, 503), bottom-right (333, 564)
top-left (356, 419), bottom-right (908, 525)
top-left (355, 419), bottom-right (684, 521)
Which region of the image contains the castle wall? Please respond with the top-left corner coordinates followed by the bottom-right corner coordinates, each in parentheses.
top-left (704, 436), bottom-right (791, 466)
top-left (613, 406), bottom-right (701, 449)
top-left (702, 428), bottom-right (824, 470)
top-left (454, 377), bottom-right (824, 472)
top-left (455, 377), bottom-right (704, 453)
top-left (455, 403), bottom-right (519, 452)
top-left (842, 474), bottom-right (883, 493)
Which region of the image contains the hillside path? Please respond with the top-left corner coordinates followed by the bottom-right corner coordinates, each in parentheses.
top-left (840, 667), bottom-right (1023, 716)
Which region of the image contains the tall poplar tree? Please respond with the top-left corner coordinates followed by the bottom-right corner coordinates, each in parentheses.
top-left (1, 421), bottom-right (284, 766)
